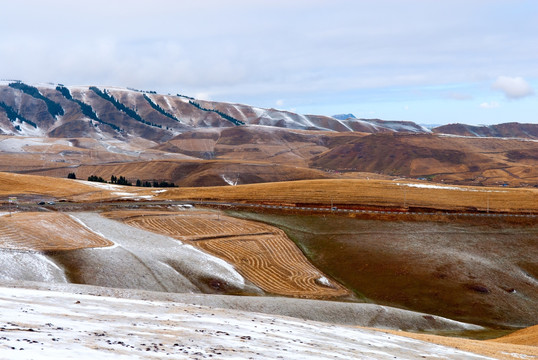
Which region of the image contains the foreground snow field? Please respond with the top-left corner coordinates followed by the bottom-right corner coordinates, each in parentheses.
top-left (0, 287), bottom-right (493, 360)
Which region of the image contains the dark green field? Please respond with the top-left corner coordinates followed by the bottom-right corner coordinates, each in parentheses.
top-left (228, 211), bottom-right (538, 329)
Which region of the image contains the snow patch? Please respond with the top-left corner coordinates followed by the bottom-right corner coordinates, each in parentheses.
top-left (316, 276), bottom-right (332, 287)
top-left (221, 174), bottom-right (238, 186)
top-left (396, 182), bottom-right (508, 193)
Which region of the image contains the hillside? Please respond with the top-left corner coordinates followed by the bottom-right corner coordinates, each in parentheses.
top-left (433, 123), bottom-right (538, 139)
top-left (0, 285), bottom-right (510, 360)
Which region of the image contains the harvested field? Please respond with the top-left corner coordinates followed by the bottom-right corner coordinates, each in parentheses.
top-left (0, 212), bottom-right (113, 251)
top-left (103, 210), bottom-right (350, 298)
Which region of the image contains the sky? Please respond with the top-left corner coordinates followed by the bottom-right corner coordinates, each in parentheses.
top-left (1, 0), bottom-right (536, 125)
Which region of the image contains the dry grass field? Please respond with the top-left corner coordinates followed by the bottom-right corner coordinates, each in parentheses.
top-left (381, 325), bottom-right (538, 360)
top-left (1, 171), bottom-right (537, 214)
top-left (103, 210), bottom-right (350, 298)
top-left (159, 178), bottom-right (538, 214)
top-left (489, 324), bottom-right (538, 346)
top-left (0, 172), bottom-right (103, 199)
top-left (0, 212), bottom-right (113, 251)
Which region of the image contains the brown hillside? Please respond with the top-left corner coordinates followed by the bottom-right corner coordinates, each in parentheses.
top-left (23, 160), bottom-right (332, 187)
top-left (433, 122), bottom-right (538, 139)
top-left (310, 132), bottom-right (538, 186)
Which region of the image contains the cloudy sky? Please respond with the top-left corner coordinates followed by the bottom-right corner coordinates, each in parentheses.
top-left (1, 0), bottom-right (536, 125)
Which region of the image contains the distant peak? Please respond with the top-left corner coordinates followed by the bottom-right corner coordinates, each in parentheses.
top-left (332, 113), bottom-right (356, 120)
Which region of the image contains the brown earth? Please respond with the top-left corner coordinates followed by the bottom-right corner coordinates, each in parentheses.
top-left (229, 211), bottom-right (538, 329)
top-left (102, 210), bottom-right (350, 299)
top-left (310, 132), bottom-right (538, 186)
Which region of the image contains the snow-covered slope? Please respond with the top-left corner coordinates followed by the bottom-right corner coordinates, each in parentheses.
top-left (0, 286), bottom-right (494, 359)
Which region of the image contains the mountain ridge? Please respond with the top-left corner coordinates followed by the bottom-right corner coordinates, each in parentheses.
top-left (2, 82), bottom-right (535, 142)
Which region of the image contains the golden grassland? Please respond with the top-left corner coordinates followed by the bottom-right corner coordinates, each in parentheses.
top-left (0, 212), bottom-right (113, 251)
top-left (0, 172), bottom-right (101, 198)
top-left (158, 179), bottom-right (538, 213)
top-left (378, 325), bottom-right (538, 360)
top-left (1, 172), bottom-right (537, 214)
top-left (489, 325), bottom-right (538, 346)
top-left (103, 210), bottom-right (350, 298)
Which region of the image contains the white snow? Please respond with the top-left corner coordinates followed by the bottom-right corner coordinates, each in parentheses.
top-left (221, 174), bottom-right (238, 186)
top-left (316, 276), bottom-right (332, 287)
top-left (0, 136), bottom-right (72, 152)
top-left (437, 133), bottom-right (538, 143)
top-left (396, 182), bottom-right (508, 193)
top-left (0, 286), bottom-right (494, 359)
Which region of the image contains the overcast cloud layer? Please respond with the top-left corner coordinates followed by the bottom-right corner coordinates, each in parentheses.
top-left (1, 0), bottom-right (536, 125)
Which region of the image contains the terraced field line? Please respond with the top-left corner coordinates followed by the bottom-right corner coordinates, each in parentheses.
top-left (103, 210), bottom-right (350, 299)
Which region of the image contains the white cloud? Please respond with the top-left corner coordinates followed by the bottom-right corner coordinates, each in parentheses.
top-left (479, 101), bottom-right (499, 109)
top-left (492, 76), bottom-right (534, 99)
top-left (275, 99), bottom-right (284, 107)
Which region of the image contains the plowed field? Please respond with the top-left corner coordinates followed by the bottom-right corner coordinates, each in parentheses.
top-left (103, 210), bottom-right (350, 298)
top-left (0, 212), bottom-right (113, 251)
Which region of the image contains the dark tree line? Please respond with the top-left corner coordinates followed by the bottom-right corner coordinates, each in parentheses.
top-left (90, 87), bottom-right (162, 129)
top-left (9, 82), bottom-right (64, 117)
top-left (110, 175), bottom-right (131, 186)
top-left (177, 93), bottom-right (195, 100)
top-left (0, 101), bottom-right (37, 128)
top-left (143, 94), bottom-right (180, 122)
top-left (83, 174), bottom-right (176, 187)
top-left (56, 86), bottom-right (122, 132)
top-left (188, 100), bottom-right (244, 126)
top-left (135, 179), bottom-right (176, 187)
top-left (87, 175), bottom-right (106, 183)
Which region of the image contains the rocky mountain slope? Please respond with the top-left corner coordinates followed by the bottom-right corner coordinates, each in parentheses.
top-left (3, 81), bottom-right (535, 142)
top-left (1, 81), bottom-right (537, 187)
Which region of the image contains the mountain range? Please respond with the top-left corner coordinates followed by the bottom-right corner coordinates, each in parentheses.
top-left (0, 81), bottom-right (537, 187)
top-left (1, 81), bottom-right (536, 141)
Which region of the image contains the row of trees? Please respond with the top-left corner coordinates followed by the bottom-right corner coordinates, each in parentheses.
top-left (188, 100), bottom-right (245, 126)
top-left (0, 101), bottom-right (37, 128)
top-left (90, 87), bottom-right (162, 129)
top-left (143, 94), bottom-right (180, 122)
top-left (56, 86), bottom-right (122, 132)
top-left (9, 82), bottom-right (64, 117)
top-left (79, 173), bottom-right (176, 187)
